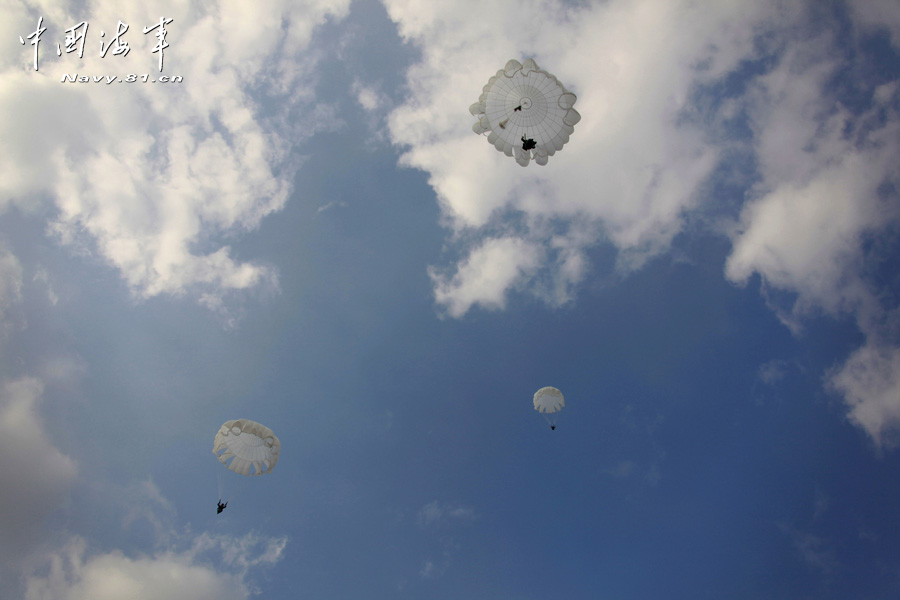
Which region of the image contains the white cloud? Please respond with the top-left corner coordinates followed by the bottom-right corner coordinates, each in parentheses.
top-left (316, 200), bottom-right (348, 214)
top-left (413, 501), bottom-right (474, 581)
top-left (32, 267), bottom-right (58, 306)
top-left (725, 39), bottom-right (900, 326)
top-left (0, 377), bottom-right (78, 567)
top-left (120, 479), bottom-right (178, 549)
top-left (720, 13), bottom-right (900, 445)
top-left (24, 531), bottom-right (287, 600)
top-left (416, 500), bottom-right (476, 529)
top-left (829, 344), bottom-right (900, 448)
top-left (779, 523), bottom-right (837, 574)
top-left (849, 0), bottom-right (900, 49)
top-left (2, 0), bottom-right (351, 313)
top-left (353, 80), bottom-right (385, 113)
top-left (725, 152), bottom-right (889, 326)
top-left (186, 532), bottom-right (288, 574)
top-left (758, 359), bottom-right (789, 386)
top-left (429, 236), bottom-right (541, 317)
top-left (386, 0), bottom-right (772, 316)
top-left (418, 559), bottom-right (445, 580)
top-left (0, 246), bottom-right (24, 340)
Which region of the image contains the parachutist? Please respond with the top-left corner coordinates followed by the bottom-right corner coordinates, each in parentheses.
top-left (551, 425), bottom-right (556, 430)
top-left (521, 136), bottom-right (537, 151)
top-left (514, 105), bottom-right (522, 112)
top-left (217, 500), bottom-right (227, 514)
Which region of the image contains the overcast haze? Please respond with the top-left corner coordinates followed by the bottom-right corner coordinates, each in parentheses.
top-left (3, 0), bottom-right (900, 598)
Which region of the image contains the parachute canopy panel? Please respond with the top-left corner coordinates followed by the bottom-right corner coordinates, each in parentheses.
top-left (533, 386), bottom-right (565, 414)
top-left (213, 419), bottom-right (280, 476)
top-left (470, 58), bottom-right (581, 166)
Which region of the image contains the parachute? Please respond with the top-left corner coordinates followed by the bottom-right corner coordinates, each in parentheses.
top-left (213, 419), bottom-right (280, 476)
top-left (470, 59), bottom-right (581, 166)
top-left (533, 386), bottom-right (565, 430)
top-left (213, 419), bottom-right (280, 510)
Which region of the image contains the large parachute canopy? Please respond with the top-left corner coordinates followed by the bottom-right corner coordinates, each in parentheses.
top-left (470, 58), bottom-right (581, 166)
top-left (213, 419), bottom-right (280, 476)
top-left (533, 386), bottom-right (565, 430)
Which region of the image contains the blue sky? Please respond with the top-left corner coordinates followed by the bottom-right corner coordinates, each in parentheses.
top-left (2, 0), bottom-right (900, 598)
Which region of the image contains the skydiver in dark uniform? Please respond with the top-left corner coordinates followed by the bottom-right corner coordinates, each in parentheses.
top-left (217, 500), bottom-right (227, 514)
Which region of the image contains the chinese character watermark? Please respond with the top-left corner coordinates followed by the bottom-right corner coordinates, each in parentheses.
top-left (19, 17), bottom-right (174, 72)
top-left (18, 16), bottom-right (47, 71)
top-left (99, 21), bottom-right (130, 58)
top-left (143, 17), bottom-right (173, 73)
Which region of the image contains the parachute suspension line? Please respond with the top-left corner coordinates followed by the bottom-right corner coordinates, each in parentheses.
top-left (217, 463), bottom-right (226, 501)
top-left (534, 386), bottom-right (564, 431)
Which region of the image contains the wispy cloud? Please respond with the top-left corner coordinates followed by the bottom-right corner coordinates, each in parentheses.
top-left (316, 200), bottom-right (348, 214)
top-left (758, 359), bottom-right (789, 386)
top-left (416, 500), bottom-right (477, 529)
top-left (778, 523), bottom-right (838, 574)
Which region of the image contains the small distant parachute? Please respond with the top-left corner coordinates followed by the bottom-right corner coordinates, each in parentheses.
top-left (470, 58), bottom-right (581, 166)
top-left (213, 419), bottom-right (281, 476)
top-left (534, 386), bottom-right (565, 430)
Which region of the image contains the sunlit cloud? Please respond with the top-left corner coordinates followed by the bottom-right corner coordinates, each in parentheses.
top-left (24, 531), bottom-right (287, 600)
top-left (1, 0), bottom-right (352, 318)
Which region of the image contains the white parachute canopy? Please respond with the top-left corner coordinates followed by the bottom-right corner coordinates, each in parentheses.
top-left (470, 58), bottom-right (581, 166)
top-left (533, 386), bottom-right (565, 429)
top-left (213, 419), bottom-right (280, 476)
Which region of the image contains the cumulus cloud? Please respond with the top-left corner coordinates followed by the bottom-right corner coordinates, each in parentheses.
top-left (725, 40), bottom-right (900, 330)
top-left (2, 0), bottom-right (351, 313)
top-left (829, 344), bottom-right (900, 448)
top-left (722, 11), bottom-right (900, 445)
top-left (24, 532), bottom-right (287, 600)
top-left (0, 377), bottom-right (77, 567)
top-left (386, 0), bottom-right (771, 316)
top-left (430, 236), bottom-right (541, 317)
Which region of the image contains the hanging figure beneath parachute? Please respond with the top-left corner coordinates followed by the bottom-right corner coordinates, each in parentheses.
top-left (470, 58), bottom-right (581, 166)
top-left (212, 419), bottom-right (280, 513)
